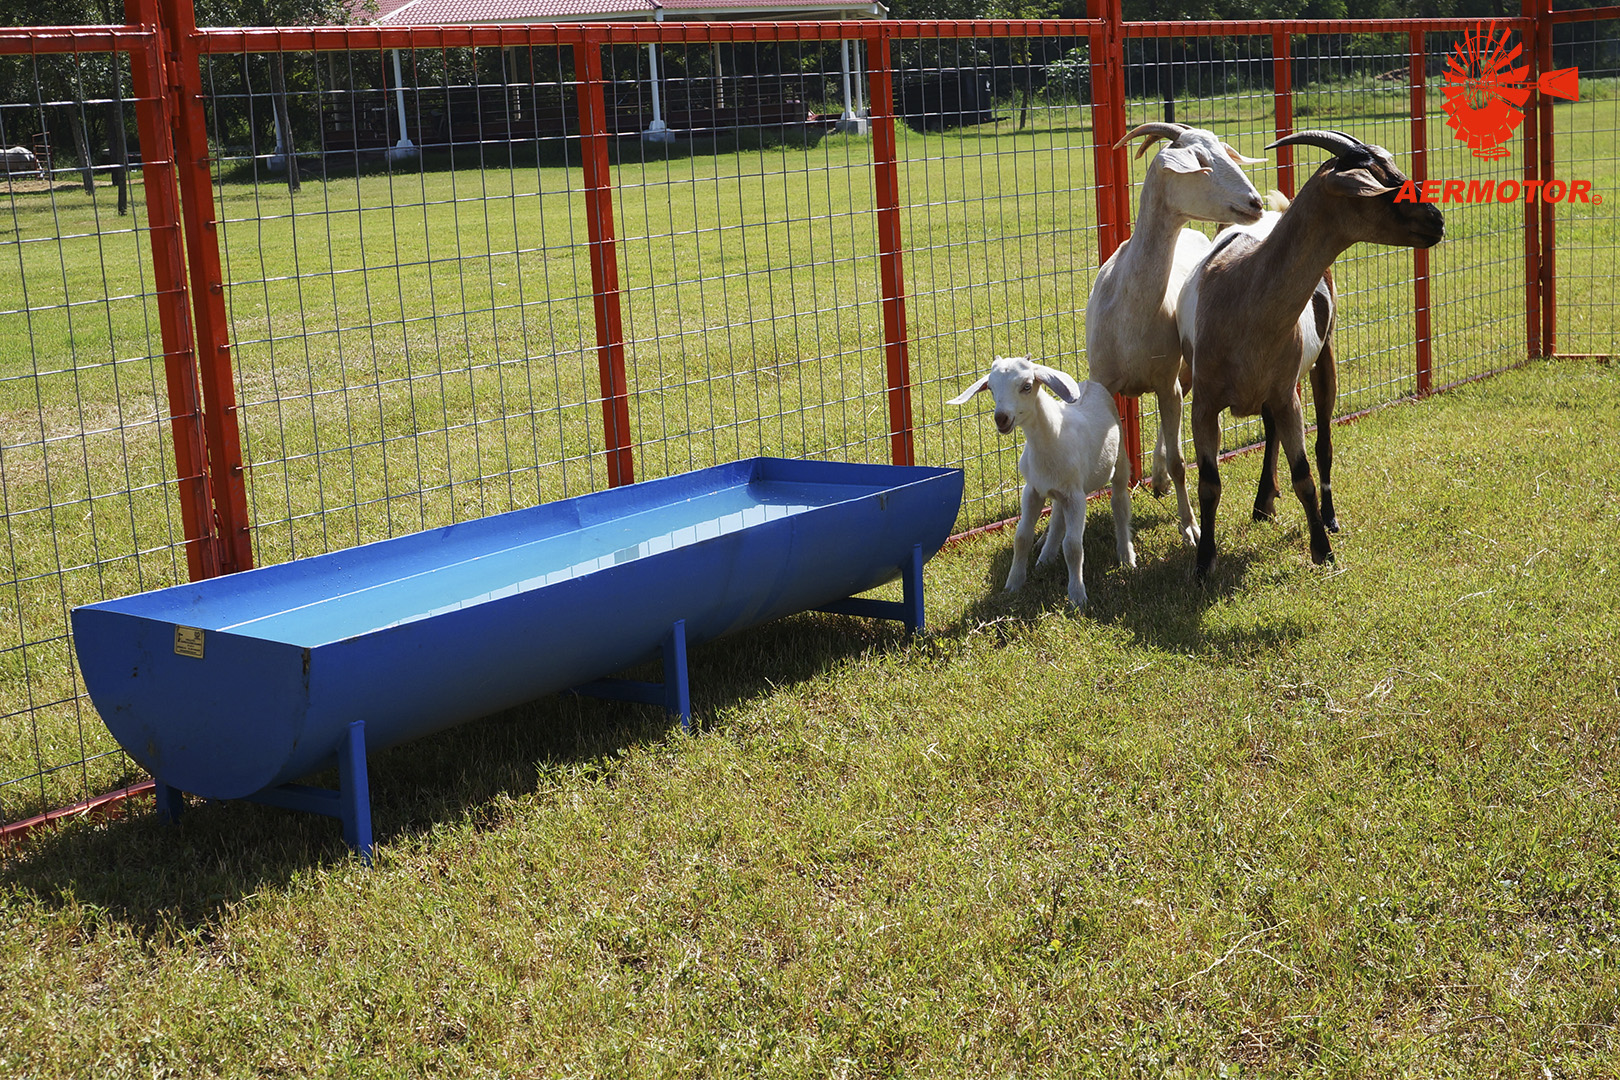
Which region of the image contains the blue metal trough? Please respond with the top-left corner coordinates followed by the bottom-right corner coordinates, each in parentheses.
top-left (72, 457), bottom-right (964, 857)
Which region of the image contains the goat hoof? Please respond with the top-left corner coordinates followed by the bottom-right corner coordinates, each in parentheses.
top-left (1180, 524), bottom-right (1200, 547)
top-left (1252, 507), bottom-right (1275, 524)
top-left (1325, 516), bottom-right (1341, 534)
top-left (1311, 542), bottom-right (1334, 565)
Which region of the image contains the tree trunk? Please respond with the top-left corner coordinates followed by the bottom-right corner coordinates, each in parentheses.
top-left (69, 109), bottom-right (94, 196)
top-left (109, 66), bottom-right (129, 215)
top-left (272, 57), bottom-right (300, 194)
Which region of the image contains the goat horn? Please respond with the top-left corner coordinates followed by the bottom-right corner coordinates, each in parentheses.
top-left (1265, 129), bottom-right (1364, 156)
top-left (1114, 122), bottom-right (1191, 158)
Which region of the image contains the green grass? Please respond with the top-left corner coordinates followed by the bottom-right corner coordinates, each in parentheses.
top-left (3, 358), bottom-right (1619, 1076)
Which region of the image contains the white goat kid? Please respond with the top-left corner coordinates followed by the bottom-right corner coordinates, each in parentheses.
top-left (948, 356), bottom-right (1135, 610)
top-left (1084, 122), bottom-right (1265, 547)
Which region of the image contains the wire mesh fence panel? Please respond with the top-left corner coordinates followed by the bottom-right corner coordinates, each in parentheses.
top-left (603, 38), bottom-right (896, 484)
top-left (1, 44), bottom-right (184, 821)
top-left (197, 40), bottom-right (609, 566)
top-left (1418, 25), bottom-right (1550, 389)
top-left (896, 31), bottom-right (1103, 530)
top-left (1551, 16), bottom-right (1620, 358)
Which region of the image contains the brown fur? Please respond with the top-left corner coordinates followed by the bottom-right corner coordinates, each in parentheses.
top-left (1181, 141), bottom-right (1444, 576)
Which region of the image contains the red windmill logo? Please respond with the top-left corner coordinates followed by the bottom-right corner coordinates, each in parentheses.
top-left (1442, 23), bottom-right (1580, 159)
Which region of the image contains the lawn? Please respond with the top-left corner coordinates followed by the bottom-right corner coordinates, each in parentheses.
top-left (2, 357), bottom-right (1618, 1076)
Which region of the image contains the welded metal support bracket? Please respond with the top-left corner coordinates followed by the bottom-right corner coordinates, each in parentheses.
top-left (815, 543), bottom-right (926, 635)
top-left (242, 719), bottom-right (373, 863)
top-left (574, 619), bottom-right (693, 732)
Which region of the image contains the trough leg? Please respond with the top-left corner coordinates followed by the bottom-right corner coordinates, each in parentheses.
top-left (902, 543), bottom-right (925, 636)
top-left (153, 780), bottom-right (185, 824)
top-left (663, 620), bottom-right (691, 733)
top-left (573, 620), bottom-right (693, 732)
top-left (811, 543), bottom-right (927, 635)
top-left (338, 720), bottom-right (373, 863)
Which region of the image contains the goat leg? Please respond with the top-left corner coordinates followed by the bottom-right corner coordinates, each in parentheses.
top-left (1059, 497), bottom-right (1089, 609)
top-left (1276, 402), bottom-right (1334, 565)
top-left (1252, 404), bottom-right (1281, 523)
top-left (1192, 399), bottom-right (1224, 578)
top-left (1110, 445), bottom-right (1138, 569)
top-left (1309, 337), bottom-right (1340, 533)
top-left (1159, 383), bottom-right (1200, 546)
top-left (1006, 483), bottom-right (1044, 592)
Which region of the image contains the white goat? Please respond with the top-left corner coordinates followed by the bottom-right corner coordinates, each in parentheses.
top-left (948, 356), bottom-right (1135, 609)
top-left (1177, 129), bottom-right (1445, 577)
top-left (1085, 122), bottom-right (1265, 548)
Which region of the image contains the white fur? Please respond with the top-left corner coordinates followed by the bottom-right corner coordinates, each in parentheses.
top-left (948, 355), bottom-right (1135, 610)
top-left (1085, 124), bottom-right (1265, 548)
top-left (1, 146), bottom-right (40, 176)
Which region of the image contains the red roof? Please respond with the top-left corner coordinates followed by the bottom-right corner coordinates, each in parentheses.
top-left (366, 0), bottom-right (885, 24)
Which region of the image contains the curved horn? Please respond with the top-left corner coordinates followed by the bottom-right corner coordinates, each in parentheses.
top-left (1114, 122), bottom-right (1191, 158)
top-left (1265, 129), bottom-right (1363, 157)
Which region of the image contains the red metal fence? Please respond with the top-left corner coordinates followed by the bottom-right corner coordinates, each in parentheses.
top-left (3, 0), bottom-right (1616, 836)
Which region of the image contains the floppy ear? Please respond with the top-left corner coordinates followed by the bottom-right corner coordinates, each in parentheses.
top-left (1158, 146), bottom-right (1211, 175)
top-left (1322, 167), bottom-right (1400, 198)
top-left (946, 374), bottom-right (991, 406)
top-left (1032, 365), bottom-right (1081, 403)
top-left (1222, 143), bottom-right (1267, 166)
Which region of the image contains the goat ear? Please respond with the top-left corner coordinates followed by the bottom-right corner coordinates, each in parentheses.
top-left (1322, 167), bottom-right (1400, 198)
top-left (1158, 146), bottom-right (1211, 175)
top-left (1033, 366), bottom-right (1082, 404)
top-left (946, 375), bottom-right (991, 406)
top-left (1222, 143), bottom-right (1267, 166)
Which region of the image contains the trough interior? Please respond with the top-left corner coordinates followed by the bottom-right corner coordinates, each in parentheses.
top-left (101, 473), bottom-right (889, 648)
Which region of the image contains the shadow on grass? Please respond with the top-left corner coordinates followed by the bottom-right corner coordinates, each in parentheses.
top-left (933, 501), bottom-right (1305, 658)
top-left (0, 611), bottom-right (900, 933)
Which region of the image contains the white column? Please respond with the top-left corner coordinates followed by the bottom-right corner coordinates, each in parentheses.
top-left (644, 19), bottom-right (674, 143)
top-left (389, 49), bottom-right (418, 161)
top-left (855, 38), bottom-right (867, 118)
top-left (836, 39), bottom-right (868, 134)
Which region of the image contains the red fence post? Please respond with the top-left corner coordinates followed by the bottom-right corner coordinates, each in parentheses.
top-left (125, 0), bottom-right (218, 581)
top-left (1088, 0), bottom-right (1142, 483)
top-left (1271, 31), bottom-right (1294, 199)
top-left (1534, 0), bottom-right (1557, 355)
top-left (866, 25), bottom-right (915, 468)
top-left (1410, 28), bottom-right (1433, 395)
top-left (574, 35), bottom-right (635, 486)
top-left (1520, 0), bottom-right (1544, 360)
top-left (155, 0), bottom-right (254, 574)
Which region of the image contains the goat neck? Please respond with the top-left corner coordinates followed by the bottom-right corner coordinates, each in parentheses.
top-left (1111, 173), bottom-right (1196, 285)
top-left (1219, 181), bottom-right (1351, 337)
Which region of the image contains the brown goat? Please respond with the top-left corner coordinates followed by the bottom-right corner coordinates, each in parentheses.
top-left (1176, 130), bottom-right (1445, 578)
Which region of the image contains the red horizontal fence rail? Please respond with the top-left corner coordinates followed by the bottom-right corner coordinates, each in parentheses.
top-left (4, 5), bottom-right (1616, 843)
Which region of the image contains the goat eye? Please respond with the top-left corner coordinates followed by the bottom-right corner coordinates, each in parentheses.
top-left (1020, 381), bottom-right (1034, 394)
